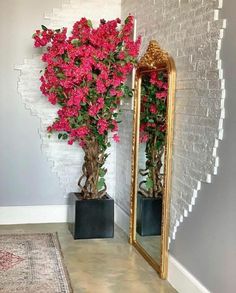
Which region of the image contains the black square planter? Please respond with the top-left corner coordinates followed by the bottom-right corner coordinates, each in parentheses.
top-left (68, 193), bottom-right (114, 239)
top-left (136, 192), bottom-right (162, 236)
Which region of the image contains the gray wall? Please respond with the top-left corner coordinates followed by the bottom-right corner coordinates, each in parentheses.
top-left (170, 1), bottom-right (236, 292)
top-left (0, 0), bottom-right (66, 206)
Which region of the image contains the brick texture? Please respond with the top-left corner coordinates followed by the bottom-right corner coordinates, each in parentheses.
top-left (121, 0), bottom-right (226, 242)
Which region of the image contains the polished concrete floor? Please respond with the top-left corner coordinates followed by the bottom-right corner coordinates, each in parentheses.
top-left (0, 223), bottom-right (177, 293)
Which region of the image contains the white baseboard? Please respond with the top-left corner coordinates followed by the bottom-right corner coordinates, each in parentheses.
top-left (0, 205), bottom-right (68, 224)
top-left (168, 255), bottom-right (210, 293)
top-left (0, 203), bottom-right (130, 229)
top-left (114, 203), bottom-right (129, 234)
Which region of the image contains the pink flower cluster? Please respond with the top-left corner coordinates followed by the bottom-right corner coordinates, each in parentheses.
top-left (139, 71), bottom-right (168, 144)
top-left (33, 16), bottom-right (141, 147)
top-left (88, 97), bottom-right (104, 116)
top-left (97, 118), bottom-right (108, 135)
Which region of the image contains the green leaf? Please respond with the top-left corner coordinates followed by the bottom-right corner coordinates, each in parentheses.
top-left (99, 168), bottom-right (106, 177)
top-left (104, 153), bottom-right (109, 160)
top-left (49, 87), bottom-right (55, 93)
top-left (158, 72), bottom-right (164, 81)
top-left (156, 140), bottom-right (163, 150)
top-left (58, 133), bottom-right (63, 139)
top-left (145, 178), bottom-right (154, 190)
top-left (158, 102), bottom-right (166, 112)
top-left (157, 131), bottom-right (165, 140)
top-left (124, 16), bottom-right (130, 24)
top-left (41, 25), bottom-right (48, 31)
top-left (75, 59), bottom-right (81, 65)
top-left (128, 90), bottom-right (133, 97)
top-left (56, 72), bottom-right (65, 79)
top-left (97, 178), bottom-right (105, 190)
top-left (54, 67), bottom-right (60, 73)
top-left (62, 133), bottom-right (68, 140)
top-left (87, 19), bottom-right (93, 28)
top-left (58, 101), bottom-right (65, 106)
top-left (71, 39), bottom-right (81, 47)
top-left (77, 115), bottom-right (83, 122)
top-left (101, 143), bottom-right (107, 151)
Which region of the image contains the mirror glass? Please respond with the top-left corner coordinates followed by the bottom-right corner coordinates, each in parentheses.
top-left (130, 40), bottom-right (175, 279)
top-left (136, 70), bottom-right (168, 265)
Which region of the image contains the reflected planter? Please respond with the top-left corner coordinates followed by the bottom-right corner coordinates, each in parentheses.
top-left (136, 192), bottom-right (162, 236)
top-left (68, 193), bottom-right (114, 239)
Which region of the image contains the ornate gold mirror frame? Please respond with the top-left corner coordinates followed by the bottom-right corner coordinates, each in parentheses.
top-left (129, 40), bottom-right (176, 279)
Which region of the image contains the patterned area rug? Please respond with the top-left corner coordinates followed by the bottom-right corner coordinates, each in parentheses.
top-left (0, 233), bottom-right (73, 293)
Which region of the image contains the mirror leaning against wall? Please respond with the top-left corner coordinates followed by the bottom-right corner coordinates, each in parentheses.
top-left (129, 40), bottom-right (176, 279)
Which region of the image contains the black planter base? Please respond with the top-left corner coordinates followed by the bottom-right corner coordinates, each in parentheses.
top-left (136, 192), bottom-right (162, 236)
top-left (68, 192), bottom-right (114, 239)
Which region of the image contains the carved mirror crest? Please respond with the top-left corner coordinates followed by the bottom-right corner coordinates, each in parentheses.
top-left (129, 40), bottom-right (176, 279)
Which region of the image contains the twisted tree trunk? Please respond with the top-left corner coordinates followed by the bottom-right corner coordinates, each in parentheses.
top-left (78, 136), bottom-right (107, 199)
top-left (139, 134), bottom-right (164, 198)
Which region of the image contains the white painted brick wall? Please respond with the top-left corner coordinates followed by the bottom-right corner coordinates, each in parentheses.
top-left (121, 0), bottom-right (226, 242)
top-left (115, 109), bottom-right (133, 214)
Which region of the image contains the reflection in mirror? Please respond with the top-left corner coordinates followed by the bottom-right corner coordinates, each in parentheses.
top-left (129, 40), bottom-right (175, 279)
top-left (136, 70), bottom-right (168, 265)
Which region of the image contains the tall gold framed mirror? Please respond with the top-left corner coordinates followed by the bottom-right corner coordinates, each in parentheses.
top-left (129, 40), bottom-right (176, 279)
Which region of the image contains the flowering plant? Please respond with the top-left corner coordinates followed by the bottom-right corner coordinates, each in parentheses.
top-left (139, 71), bottom-right (168, 198)
top-left (33, 16), bottom-right (141, 199)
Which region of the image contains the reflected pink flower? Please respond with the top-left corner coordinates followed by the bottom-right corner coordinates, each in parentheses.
top-left (156, 91), bottom-right (167, 99)
top-left (150, 104), bottom-right (157, 114)
top-left (113, 134), bottom-right (120, 143)
top-left (140, 133), bottom-right (149, 143)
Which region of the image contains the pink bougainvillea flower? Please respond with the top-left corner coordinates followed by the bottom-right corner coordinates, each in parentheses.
top-left (111, 120), bottom-right (118, 132)
top-left (88, 104), bottom-right (99, 116)
top-left (97, 97), bottom-right (104, 108)
top-left (109, 88), bottom-right (116, 96)
top-left (75, 126), bottom-right (90, 137)
top-left (113, 134), bottom-right (120, 143)
top-left (47, 126), bottom-right (53, 132)
top-left (150, 72), bottom-right (157, 84)
top-left (150, 104), bottom-right (157, 114)
top-left (159, 124), bottom-right (166, 132)
top-left (48, 93), bottom-right (57, 105)
top-left (97, 118), bottom-right (108, 134)
top-left (79, 140), bottom-right (86, 147)
top-left (96, 79), bottom-right (106, 94)
top-left (146, 122), bottom-right (156, 128)
top-left (162, 82), bottom-right (168, 90)
top-left (140, 133), bottom-right (149, 143)
top-left (156, 91), bottom-right (167, 99)
top-left (156, 80), bottom-right (163, 88)
top-left (142, 96), bottom-right (148, 102)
